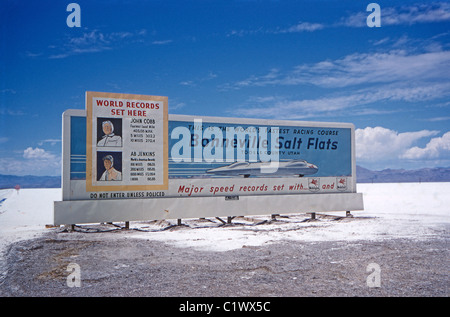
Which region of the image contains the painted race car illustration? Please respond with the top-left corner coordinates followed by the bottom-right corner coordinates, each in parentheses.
top-left (206, 159), bottom-right (318, 178)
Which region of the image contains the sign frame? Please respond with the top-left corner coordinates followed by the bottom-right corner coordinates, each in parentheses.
top-left (85, 91), bottom-right (169, 192)
top-left (55, 108), bottom-right (364, 225)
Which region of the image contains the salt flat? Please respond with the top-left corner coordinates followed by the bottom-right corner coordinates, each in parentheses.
top-left (0, 183), bottom-right (449, 253)
top-left (0, 183), bottom-right (448, 297)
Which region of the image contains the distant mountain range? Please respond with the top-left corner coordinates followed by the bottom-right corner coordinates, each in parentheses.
top-left (356, 166), bottom-right (450, 183)
top-left (0, 174), bottom-right (60, 189)
top-left (1, 166), bottom-right (450, 189)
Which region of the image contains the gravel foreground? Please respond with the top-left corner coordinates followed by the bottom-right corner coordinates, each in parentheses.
top-left (0, 220), bottom-right (448, 297)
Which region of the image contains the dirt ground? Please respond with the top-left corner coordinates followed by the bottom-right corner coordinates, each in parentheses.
top-left (0, 218), bottom-right (448, 297)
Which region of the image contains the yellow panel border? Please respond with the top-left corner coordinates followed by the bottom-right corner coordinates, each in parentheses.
top-left (86, 91), bottom-right (168, 192)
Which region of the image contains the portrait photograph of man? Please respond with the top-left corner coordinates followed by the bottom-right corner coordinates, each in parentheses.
top-left (97, 152), bottom-right (122, 181)
top-left (97, 118), bottom-right (122, 147)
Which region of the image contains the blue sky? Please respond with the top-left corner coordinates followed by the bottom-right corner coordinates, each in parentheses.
top-left (1, 0), bottom-right (450, 176)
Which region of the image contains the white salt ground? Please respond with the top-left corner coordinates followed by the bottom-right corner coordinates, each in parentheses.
top-left (133, 183), bottom-right (449, 251)
top-left (1, 183), bottom-right (448, 254)
top-left (0, 188), bottom-right (60, 256)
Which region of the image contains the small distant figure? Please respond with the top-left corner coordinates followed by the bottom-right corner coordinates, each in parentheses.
top-left (14, 184), bottom-right (20, 194)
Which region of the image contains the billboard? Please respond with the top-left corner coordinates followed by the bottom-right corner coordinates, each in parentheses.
top-left (54, 92), bottom-right (363, 225)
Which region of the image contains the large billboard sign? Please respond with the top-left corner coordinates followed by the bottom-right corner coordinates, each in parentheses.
top-left (54, 92), bottom-right (363, 225)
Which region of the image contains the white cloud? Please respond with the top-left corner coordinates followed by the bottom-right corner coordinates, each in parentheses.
top-left (152, 40), bottom-right (173, 45)
top-left (38, 139), bottom-right (61, 146)
top-left (49, 30), bottom-right (110, 59)
top-left (48, 28), bottom-right (147, 59)
top-left (355, 127), bottom-right (439, 162)
top-left (424, 116), bottom-right (450, 122)
top-left (23, 147), bottom-right (56, 160)
top-left (224, 50), bottom-right (450, 90)
top-left (179, 80), bottom-right (195, 87)
top-left (0, 108), bottom-right (26, 116)
top-left (219, 68), bottom-right (280, 90)
top-left (292, 50), bottom-right (450, 88)
top-left (227, 3), bottom-right (450, 40)
top-left (0, 89), bottom-right (16, 94)
top-left (276, 22), bottom-right (325, 33)
top-left (224, 46), bottom-right (450, 121)
top-left (342, 2), bottom-right (450, 27)
top-left (227, 21), bottom-right (324, 38)
top-left (180, 72), bottom-right (218, 87)
top-left (0, 148), bottom-right (61, 176)
top-left (68, 29), bottom-right (109, 47)
top-left (384, 2), bottom-right (450, 25)
top-left (170, 102), bottom-right (186, 110)
top-left (233, 82), bottom-right (450, 119)
top-left (402, 132), bottom-right (450, 159)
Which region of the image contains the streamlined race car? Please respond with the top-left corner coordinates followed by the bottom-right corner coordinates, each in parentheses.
top-left (206, 159), bottom-right (318, 178)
